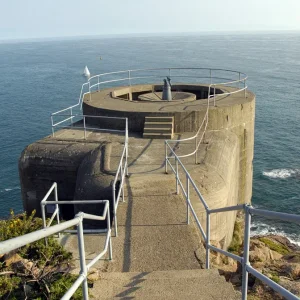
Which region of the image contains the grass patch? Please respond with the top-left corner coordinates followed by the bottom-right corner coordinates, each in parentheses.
top-left (259, 237), bottom-right (290, 255)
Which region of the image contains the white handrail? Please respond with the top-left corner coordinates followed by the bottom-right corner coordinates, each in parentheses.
top-left (165, 146), bottom-right (300, 300)
top-left (0, 207), bottom-right (112, 300)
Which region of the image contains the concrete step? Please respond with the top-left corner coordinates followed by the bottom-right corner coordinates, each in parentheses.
top-left (145, 116), bottom-right (174, 123)
top-left (143, 133), bottom-right (172, 139)
top-left (144, 121), bottom-right (173, 129)
top-left (91, 269), bottom-right (240, 299)
top-left (144, 127), bottom-right (172, 134)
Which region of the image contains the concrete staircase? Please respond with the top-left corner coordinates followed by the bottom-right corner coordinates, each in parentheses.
top-left (143, 116), bottom-right (174, 139)
top-left (92, 269), bottom-right (240, 299)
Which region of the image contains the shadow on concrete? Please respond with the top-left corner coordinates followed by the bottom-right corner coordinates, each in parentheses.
top-left (122, 177), bottom-right (133, 272)
top-left (116, 272), bottom-right (150, 299)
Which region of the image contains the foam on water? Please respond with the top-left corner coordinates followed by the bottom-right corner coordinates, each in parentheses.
top-left (262, 168), bottom-right (300, 179)
top-left (0, 187), bottom-right (20, 193)
top-left (251, 221), bottom-right (300, 246)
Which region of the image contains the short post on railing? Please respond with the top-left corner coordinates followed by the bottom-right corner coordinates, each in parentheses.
top-left (213, 85), bottom-right (216, 107)
top-left (89, 81), bottom-right (91, 102)
top-left (54, 183), bottom-right (60, 237)
top-left (51, 115), bottom-right (55, 137)
top-left (186, 174), bottom-right (190, 225)
top-left (195, 137), bottom-right (197, 164)
top-left (112, 184), bottom-right (117, 237)
top-left (244, 79), bottom-right (247, 99)
top-left (128, 70), bottom-right (131, 86)
top-left (175, 157), bottom-right (179, 195)
top-left (106, 205), bottom-right (113, 260)
top-left (125, 118), bottom-right (129, 176)
top-left (77, 218), bottom-right (89, 300)
top-left (206, 211), bottom-right (210, 269)
top-left (83, 116), bottom-right (86, 140)
top-left (165, 141), bottom-right (168, 174)
top-left (70, 107), bottom-right (73, 125)
top-left (97, 76), bottom-right (100, 91)
top-left (242, 204), bottom-right (251, 300)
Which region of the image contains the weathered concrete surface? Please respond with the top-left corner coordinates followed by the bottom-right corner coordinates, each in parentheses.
top-left (91, 269), bottom-right (240, 299)
top-left (19, 84), bottom-right (255, 249)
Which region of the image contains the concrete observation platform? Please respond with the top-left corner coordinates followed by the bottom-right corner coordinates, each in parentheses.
top-left (19, 78), bottom-right (254, 298)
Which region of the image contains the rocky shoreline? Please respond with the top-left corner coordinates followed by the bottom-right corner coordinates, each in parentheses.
top-left (210, 214), bottom-right (300, 299)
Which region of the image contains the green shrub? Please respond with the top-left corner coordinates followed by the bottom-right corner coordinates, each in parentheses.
top-left (0, 210), bottom-right (83, 299)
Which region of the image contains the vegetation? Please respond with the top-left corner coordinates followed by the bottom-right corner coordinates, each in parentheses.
top-left (228, 220), bottom-right (243, 254)
top-left (0, 210), bottom-right (82, 299)
top-left (259, 237), bottom-right (290, 255)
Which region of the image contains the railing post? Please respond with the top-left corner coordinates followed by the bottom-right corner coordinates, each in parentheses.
top-left (97, 76), bottom-right (100, 91)
top-left (125, 118), bottom-right (129, 176)
top-left (213, 85), bottom-right (216, 107)
top-left (77, 219), bottom-right (89, 300)
top-left (128, 70), bottom-right (131, 86)
top-left (206, 211), bottom-right (210, 269)
top-left (54, 183), bottom-right (60, 237)
top-left (70, 107), bottom-right (73, 125)
top-left (121, 165), bottom-right (125, 202)
top-left (238, 72), bottom-right (241, 89)
top-left (195, 136), bottom-right (197, 164)
top-left (244, 79), bottom-right (247, 98)
top-left (83, 116), bottom-right (86, 140)
top-left (165, 141), bottom-right (168, 174)
top-left (186, 174), bottom-right (190, 225)
top-left (176, 157), bottom-right (179, 195)
top-left (106, 205), bottom-right (113, 260)
top-left (112, 184), bottom-right (117, 237)
top-left (89, 81), bottom-right (91, 102)
top-left (242, 205), bottom-right (251, 300)
top-left (51, 115), bottom-right (54, 137)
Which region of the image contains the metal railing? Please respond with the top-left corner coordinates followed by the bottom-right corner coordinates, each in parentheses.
top-left (165, 148), bottom-right (300, 300)
top-left (0, 203), bottom-right (112, 300)
top-left (51, 68), bottom-right (247, 133)
top-left (51, 114), bottom-right (128, 139)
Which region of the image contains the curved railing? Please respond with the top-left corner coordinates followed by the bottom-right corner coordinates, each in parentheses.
top-left (51, 67), bottom-right (247, 120)
top-left (51, 68), bottom-right (247, 163)
top-left (165, 144), bottom-right (300, 300)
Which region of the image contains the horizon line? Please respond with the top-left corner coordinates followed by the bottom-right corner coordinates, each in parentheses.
top-left (1, 29), bottom-right (300, 44)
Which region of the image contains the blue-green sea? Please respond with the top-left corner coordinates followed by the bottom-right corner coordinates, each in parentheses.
top-left (0, 33), bottom-right (299, 243)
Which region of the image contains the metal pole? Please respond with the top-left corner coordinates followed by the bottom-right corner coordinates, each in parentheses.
top-left (83, 116), bottom-right (86, 140)
top-left (54, 183), bottom-right (60, 237)
top-left (195, 136), bottom-right (197, 164)
top-left (112, 184), bottom-right (117, 237)
top-left (213, 85), bottom-right (216, 107)
top-left (97, 76), bottom-right (100, 91)
top-left (186, 175), bottom-right (190, 225)
top-left (242, 205), bottom-right (251, 300)
top-left (125, 118), bottom-right (129, 176)
top-left (238, 72), bottom-right (241, 89)
top-left (128, 70), bottom-right (131, 86)
top-left (244, 79), bottom-right (247, 99)
top-left (121, 165), bottom-right (125, 202)
top-left (88, 81), bottom-right (91, 102)
top-left (70, 107), bottom-right (73, 125)
top-left (51, 115), bottom-right (54, 137)
top-left (206, 211), bottom-right (210, 269)
top-left (176, 158), bottom-right (179, 195)
top-left (106, 207), bottom-right (113, 260)
top-left (165, 141), bottom-right (168, 174)
top-left (77, 220), bottom-right (89, 300)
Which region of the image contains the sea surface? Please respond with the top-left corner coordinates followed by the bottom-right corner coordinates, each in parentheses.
top-left (0, 33), bottom-right (299, 243)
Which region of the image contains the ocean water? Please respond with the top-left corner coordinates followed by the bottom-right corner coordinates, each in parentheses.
top-left (0, 33), bottom-right (299, 243)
